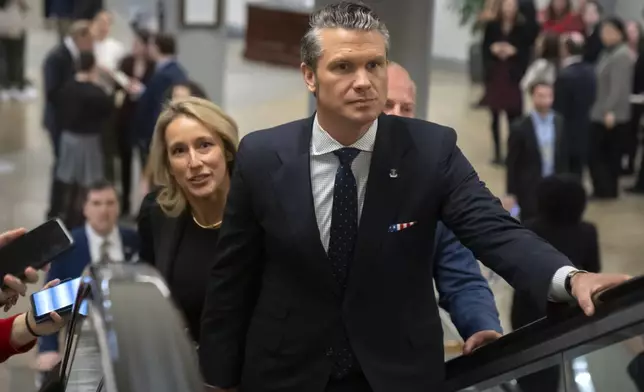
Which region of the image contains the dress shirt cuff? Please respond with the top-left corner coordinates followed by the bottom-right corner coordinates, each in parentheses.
top-left (548, 265), bottom-right (578, 302)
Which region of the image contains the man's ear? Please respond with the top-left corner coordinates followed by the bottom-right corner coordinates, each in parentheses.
top-left (301, 63), bottom-right (317, 95)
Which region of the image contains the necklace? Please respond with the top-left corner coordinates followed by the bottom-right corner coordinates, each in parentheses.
top-left (192, 215), bottom-right (222, 229)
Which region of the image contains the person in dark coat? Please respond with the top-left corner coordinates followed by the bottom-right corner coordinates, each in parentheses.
top-left (554, 32), bottom-right (597, 178)
top-left (481, 0), bottom-right (532, 164)
top-left (506, 82), bottom-right (569, 221)
top-left (114, 29), bottom-right (155, 215)
top-left (511, 173), bottom-right (600, 392)
top-left (581, 0), bottom-right (604, 64)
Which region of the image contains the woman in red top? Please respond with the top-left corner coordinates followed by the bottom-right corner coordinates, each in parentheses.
top-left (540, 0), bottom-right (585, 34)
top-left (0, 228), bottom-right (66, 363)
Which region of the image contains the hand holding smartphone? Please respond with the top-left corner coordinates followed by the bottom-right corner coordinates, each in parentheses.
top-left (30, 277), bottom-right (89, 324)
top-left (0, 219), bottom-right (74, 282)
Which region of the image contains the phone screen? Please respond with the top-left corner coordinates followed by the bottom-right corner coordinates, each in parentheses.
top-left (0, 219), bottom-right (73, 280)
top-left (31, 277), bottom-right (88, 322)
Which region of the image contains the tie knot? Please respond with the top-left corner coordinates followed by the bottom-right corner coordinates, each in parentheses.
top-left (333, 148), bottom-right (360, 165)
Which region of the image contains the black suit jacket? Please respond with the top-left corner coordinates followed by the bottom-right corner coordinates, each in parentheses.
top-left (553, 61), bottom-right (597, 159)
top-left (199, 114), bottom-right (572, 392)
top-left (42, 43), bottom-right (75, 133)
top-left (506, 114), bottom-right (568, 220)
top-left (511, 218), bottom-right (600, 328)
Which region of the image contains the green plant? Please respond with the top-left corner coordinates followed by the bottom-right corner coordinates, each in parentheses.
top-left (448, 0), bottom-right (487, 29)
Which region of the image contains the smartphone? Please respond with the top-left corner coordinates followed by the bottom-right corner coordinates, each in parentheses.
top-left (0, 219), bottom-right (74, 281)
top-left (30, 277), bottom-right (89, 323)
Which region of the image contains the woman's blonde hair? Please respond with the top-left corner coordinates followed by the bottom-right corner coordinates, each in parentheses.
top-left (148, 97), bottom-right (239, 217)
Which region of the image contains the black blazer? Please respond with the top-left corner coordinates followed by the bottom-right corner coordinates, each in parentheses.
top-left (199, 114), bottom-right (573, 391)
top-left (554, 61), bottom-right (597, 158)
top-left (511, 218), bottom-right (600, 328)
top-left (42, 43), bottom-right (75, 133)
top-left (137, 191), bottom-right (190, 279)
top-left (506, 114), bottom-right (568, 220)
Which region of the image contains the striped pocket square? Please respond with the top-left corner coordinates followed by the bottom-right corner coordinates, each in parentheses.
top-left (388, 221), bottom-right (417, 232)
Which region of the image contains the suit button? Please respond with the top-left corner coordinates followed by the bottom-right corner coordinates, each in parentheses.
top-left (326, 348), bottom-right (334, 357)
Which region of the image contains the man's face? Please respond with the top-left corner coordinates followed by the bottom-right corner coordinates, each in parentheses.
top-left (302, 28), bottom-right (388, 126)
top-left (532, 85), bottom-right (554, 112)
top-left (384, 65), bottom-right (416, 118)
top-left (83, 188), bottom-right (119, 235)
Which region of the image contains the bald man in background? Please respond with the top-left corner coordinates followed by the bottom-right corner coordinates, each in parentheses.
top-left (384, 62), bottom-right (503, 354)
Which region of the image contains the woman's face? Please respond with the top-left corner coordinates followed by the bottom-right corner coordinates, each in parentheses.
top-left (500, 0), bottom-right (518, 19)
top-left (164, 115), bottom-right (229, 201)
top-left (626, 21), bottom-right (641, 45)
top-left (600, 23), bottom-right (623, 46)
top-left (582, 4), bottom-right (600, 27)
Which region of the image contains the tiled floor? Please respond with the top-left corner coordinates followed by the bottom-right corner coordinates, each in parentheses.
top-left (1, 8), bottom-right (644, 392)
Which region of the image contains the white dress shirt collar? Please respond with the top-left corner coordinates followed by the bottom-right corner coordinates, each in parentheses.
top-left (311, 115), bottom-right (378, 156)
top-left (64, 36), bottom-right (80, 61)
top-left (85, 223), bottom-right (124, 263)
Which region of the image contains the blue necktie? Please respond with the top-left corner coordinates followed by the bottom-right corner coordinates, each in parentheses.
top-left (328, 147), bottom-right (360, 379)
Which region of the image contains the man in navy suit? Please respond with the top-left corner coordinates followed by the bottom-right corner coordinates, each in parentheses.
top-left (133, 33), bottom-right (187, 164)
top-left (35, 180), bottom-right (139, 370)
top-left (199, 3), bottom-right (629, 392)
top-left (386, 61), bottom-right (502, 352)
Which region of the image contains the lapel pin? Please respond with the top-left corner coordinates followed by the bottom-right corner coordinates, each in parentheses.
top-left (389, 169), bottom-right (398, 178)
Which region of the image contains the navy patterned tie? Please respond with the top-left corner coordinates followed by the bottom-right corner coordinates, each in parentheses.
top-left (328, 147), bottom-right (360, 378)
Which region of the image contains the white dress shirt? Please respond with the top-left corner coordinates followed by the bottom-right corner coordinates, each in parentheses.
top-left (85, 223), bottom-right (125, 263)
top-left (309, 116), bottom-right (576, 302)
top-left (94, 37), bottom-right (125, 72)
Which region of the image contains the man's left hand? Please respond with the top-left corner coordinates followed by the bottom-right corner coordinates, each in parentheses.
top-left (571, 272), bottom-right (631, 316)
top-left (463, 330), bottom-right (502, 355)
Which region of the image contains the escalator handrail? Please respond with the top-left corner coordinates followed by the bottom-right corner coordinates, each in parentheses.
top-left (444, 275), bottom-right (644, 391)
top-left (84, 262), bottom-right (203, 392)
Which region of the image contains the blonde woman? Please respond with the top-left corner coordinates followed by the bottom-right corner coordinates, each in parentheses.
top-left (137, 97), bottom-right (238, 342)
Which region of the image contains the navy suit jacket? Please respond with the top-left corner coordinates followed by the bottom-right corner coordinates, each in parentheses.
top-left (433, 222), bottom-right (501, 339)
top-left (135, 60), bottom-right (187, 145)
top-left (199, 113), bottom-right (572, 392)
top-left (38, 226), bottom-right (139, 353)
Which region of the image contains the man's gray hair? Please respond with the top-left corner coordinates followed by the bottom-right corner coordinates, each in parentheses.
top-left (301, 1), bottom-right (390, 69)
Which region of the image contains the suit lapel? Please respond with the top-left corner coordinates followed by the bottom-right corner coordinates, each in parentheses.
top-left (155, 211), bottom-right (189, 280)
top-left (525, 117), bottom-right (543, 168)
top-left (347, 115), bottom-right (414, 294)
top-left (271, 116), bottom-right (340, 298)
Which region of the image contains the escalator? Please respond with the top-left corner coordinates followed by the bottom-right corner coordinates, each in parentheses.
top-left (51, 264), bottom-right (644, 392)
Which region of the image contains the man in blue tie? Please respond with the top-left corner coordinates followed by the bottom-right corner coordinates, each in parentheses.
top-left (385, 62), bottom-right (502, 353)
top-left (506, 81), bottom-right (569, 221)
